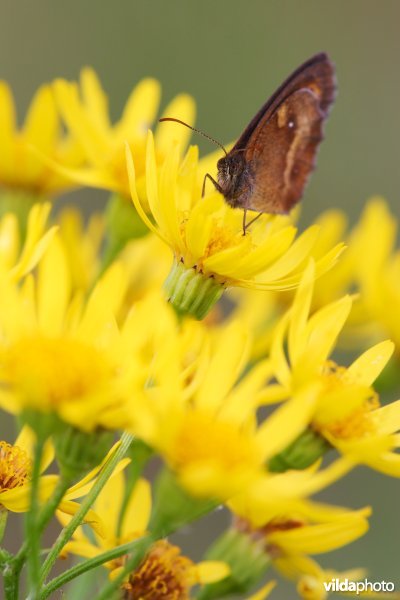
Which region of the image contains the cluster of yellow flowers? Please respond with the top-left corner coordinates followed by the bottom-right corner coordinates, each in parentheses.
top-left (0, 70), bottom-right (399, 600)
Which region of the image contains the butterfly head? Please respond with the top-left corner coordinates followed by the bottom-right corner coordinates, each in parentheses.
top-left (216, 152), bottom-right (252, 208)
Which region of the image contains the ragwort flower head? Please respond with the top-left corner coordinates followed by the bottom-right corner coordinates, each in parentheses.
top-left (0, 233), bottom-right (138, 433)
top-left (309, 197), bottom-right (399, 348)
top-left (126, 132), bottom-right (344, 319)
top-left (267, 260), bottom-right (400, 476)
top-left (52, 68), bottom-right (195, 200)
top-left (0, 426), bottom-right (127, 530)
top-left (123, 295), bottom-right (323, 500)
top-left (57, 472), bottom-right (229, 595)
top-left (0, 80), bottom-right (83, 198)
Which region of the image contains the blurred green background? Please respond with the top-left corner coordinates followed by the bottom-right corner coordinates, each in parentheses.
top-left (1, 1), bottom-right (399, 597)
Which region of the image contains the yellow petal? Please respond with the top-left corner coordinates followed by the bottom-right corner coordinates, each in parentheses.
top-left (347, 340), bottom-right (394, 386)
top-left (0, 213), bottom-right (19, 269)
top-left (370, 399), bottom-right (400, 435)
top-left (255, 225), bottom-right (320, 282)
top-left (288, 260), bottom-right (314, 365)
top-left (58, 500), bottom-right (104, 537)
top-left (247, 581), bottom-right (276, 600)
top-left (80, 67), bottom-right (110, 133)
top-left (122, 478), bottom-right (152, 537)
top-left (0, 475), bottom-right (58, 512)
top-left (302, 296), bottom-right (352, 369)
top-left (268, 510), bottom-right (370, 555)
top-left (54, 79), bottom-right (109, 166)
top-left (195, 560), bottom-right (230, 583)
top-left (0, 81), bottom-right (16, 175)
top-left (79, 262), bottom-right (126, 340)
top-left (220, 360), bottom-right (274, 423)
top-left (158, 141), bottom-right (181, 244)
top-left (232, 226), bottom-right (297, 279)
top-left (93, 470), bottom-right (124, 539)
top-left (24, 85), bottom-right (58, 156)
top-left (156, 93), bottom-right (196, 156)
top-left (125, 142), bottom-right (167, 242)
top-left (37, 235), bottom-right (70, 335)
top-left (196, 320), bottom-right (249, 412)
top-left (117, 78), bottom-right (161, 141)
top-left (257, 385), bottom-right (319, 461)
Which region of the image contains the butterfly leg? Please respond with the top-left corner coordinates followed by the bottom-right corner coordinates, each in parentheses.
top-left (243, 211), bottom-right (263, 235)
top-left (202, 173), bottom-right (223, 197)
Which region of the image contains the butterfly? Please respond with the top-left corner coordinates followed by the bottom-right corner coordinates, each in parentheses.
top-left (161, 52), bottom-right (336, 233)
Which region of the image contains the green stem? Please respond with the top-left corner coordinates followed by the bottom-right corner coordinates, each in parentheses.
top-left (4, 477), bottom-right (68, 600)
top-left (26, 435), bottom-right (45, 599)
top-left (4, 543), bottom-right (27, 600)
top-left (117, 440), bottom-right (153, 537)
top-left (1, 548), bottom-right (17, 600)
top-left (0, 510), bottom-right (8, 544)
top-left (39, 432), bottom-right (133, 585)
top-left (39, 535), bottom-right (152, 600)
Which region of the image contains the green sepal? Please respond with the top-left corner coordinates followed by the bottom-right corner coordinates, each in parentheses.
top-left (164, 260), bottom-right (224, 320)
top-left (52, 424), bottom-right (114, 482)
top-left (197, 528), bottom-right (270, 599)
top-left (149, 468), bottom-right (217, 537)
top-left (268, 427), bottom-right (331, 472)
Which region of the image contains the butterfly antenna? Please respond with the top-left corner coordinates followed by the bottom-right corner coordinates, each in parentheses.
top-left (159, 117), bottom-right (228, 156)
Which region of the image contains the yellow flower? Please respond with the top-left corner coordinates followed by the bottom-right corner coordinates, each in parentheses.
top-left (267, 261), bottom-right (400, 475)
top-left (0, 233), bottom-right (139, 432)
top-left (0, 202), bottom-right (57, 280)
top-left (122, 295), bottom-right (325, 499)
top-left (126, 132), bottom-right (344, 319)
top-left (0, 426), bottom-right (127, 530)
top-left (52, 68), bottom-right (195, 199)
top-left (0, 80), bottom-right (83, 196)
top-left (57, 471), bottom-right (229, 592)
top-left (230, 492), bottom-right (370, 599)
top-left (310, 198), bottom-right (399, 348)
top-left (350, 198), bottom-right (400, 351)
top-left (0, 426), bottom-right (51, 512)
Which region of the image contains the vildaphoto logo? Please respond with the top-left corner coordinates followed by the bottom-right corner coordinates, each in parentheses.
top-left (323, 578), bottom-right (395, 595)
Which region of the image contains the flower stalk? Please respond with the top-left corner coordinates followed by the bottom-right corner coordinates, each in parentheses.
top-left (39, 432), bottom-right (134, 585)
top-left (25, 433), bottom-right (45, 599)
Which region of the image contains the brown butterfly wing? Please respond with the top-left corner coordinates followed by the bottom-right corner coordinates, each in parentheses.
top-left (233, 53), bottom-right (336, 213)
top-left (233, 52), bottom-right (336, 153)
top-left (243, 88), bottom-right (326, 213)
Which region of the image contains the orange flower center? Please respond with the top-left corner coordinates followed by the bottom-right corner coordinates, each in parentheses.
top-left (3, 335), bottom-right (111, 412)
top-left (172, 411), bottom-right (258, 472)
top-left (0, 441), bottom-right (31, 492)
top-left (122, 540), bottom-right (195, 600)
top-left (314, 361), bottom-right (380, 440)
